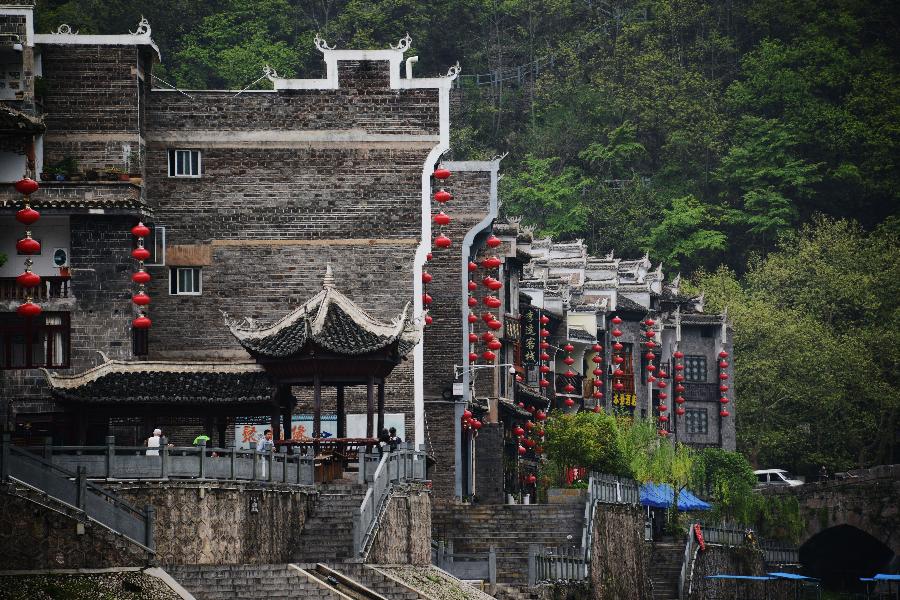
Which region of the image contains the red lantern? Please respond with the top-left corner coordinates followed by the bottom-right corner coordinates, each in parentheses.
top-left (423, 293), bottom-right (433, 305)
top-left (645, 352), bottom-right (656, 361)
top-left (434, 234), bottom-right (452, 248)
top-left (645, 341), bottom-right (656, 349)
top-left (540, 352), bottom-right (550, 361)
top-left (675, 385), bottom-right (685, 393)
top-left (645, 330), bottom-right (656, 338)
top-left (132, 292), bottom-right (151, 306)
top-left (719, 397), bottom-right (730, 404)
top-left (433, 168), bottom-right (451, 180)
top-left (611, 316), bottom-right (622, 325)
top-left (539, 315), bottom-right (550, 325)
top-left (132, 314), bottom-right (152, 329)
top-left (646, 364), bottom-right (656, 372)
top-left (720, 409), bottom-right (730, 417)
top-left (564, 356), bottom-right (574, 366)
top-left (674, 364), bottom-right (685, 371)
top-left (482, 312), bottom-right (495, 323)
top-left (468, 261), bottom-right (478, 272)
top-left (481, 333), bottom-right (493, 344)
top-left (16, 270), bottom-right (40, 288)
top-left (484, 296), bottom-right (501, 308)
top-left (593, 368), bottom-right (602, 376)
top-left (675, 396), bottom-right (685, 404)
top-left (658, 392), bottom-right (668, 401)
top-left (425, 314), bottom-right (433, 325)
top-left (469, 352), bottom-right (479, 362)
top-left (487, 279), bottom-right (502, 291)
top-left (525, 421), bottom-right (534, 430)
top-left (427, 253), bottom-right (433, 261)
top-left (468, 281), bottom-right (478, 291)
top-left (592, 355), bottom-right (602, 364)
top-left (564, 369), bottom-right (576, 378)
top-left (539, 379), bottom-right (550, 388)
top-left (131, 246), bottom-right (150, 261)
top-left (592, 343), bottom-right (602, 352)
top-left (434, 189), bottom-right (452, 203)
top-left (719, 350), bottom-right (729, 359)
top-left (422, 271), bottom-right (433, 284)
top-left (16, 236), bottom-right (41, 255)
top-left (658, 429), bottom-right (669, 437)
top-left (592, 404), bottom-right (602, 413)
top-left (673, 351), bottom-right (684, 359)
top-left (486, 235), bottom-right (502, 248)
top-left (562, 384), bottom-right (574, 393)
top-left (468, 314), bottom-right (478, 324)
top-left (132, 270), bottom-right (151, 284)
top-left (659, 404), bottom-right (668, 412)
top-left (644, 318), bottom-right (655, 327)
top-left (564, 343), bottom-right (574, 353)
top-left (472, 420), bottom-right (482, 430)
top-left (674, 374), bottom-right (685, 382)
top-left (611, 328), bottom-right (623, 337)
top-left (488, 340), bottom-right (502, 351)
top-left (564, 397), bottom-right (575, 406)
top-left (463, 410), bottom-right (473, 419)
top-left (593, 391), bottom-right (603, 399)
top-left (613, 342), bottom-right (624, 351)
top-left (517, 446), bottom-right (527, 456)
top-left (14, 177), bottom-right (39, 195)
top-left (613, 368), bottom-right (625, 377)
top-left (433, 211), bottom-right (451, 226)
top-left (614, 382), bottom-right (625, 391)
top-left (719, 360), bottom-right (729, 369)
top-left (658, 380), bottom-right (668, 389)
top-left (659, 415), bottom-right (669, 423)
top-left (487, 319), bottom-right (502, 331)
top-left (15, 206), bottom-right (40, 226)
top-left (482, 256), bottom-right (502, 269)
top-left (676, 407), bottom-right (685, 416)
top-left (535, 411), bottom-right (547, 421)
top-left (482, 350), bottom-right (496, 361)
top-left (719, 373), bottom-right (729, 380)
top-left (468, 333), bottom-right (479, 343)
top-left (539, 328), bottom-right (550, 338)
top-left (527, 474), bottom-right (537, 484)
top-left (468, 296), bottom-right (478, 307)
top-left (540, 341), bottom-right (550, 350)
top-left (513, 426), bottom-right (525, 437)
top-left (131, 222), bottom-right (151, 237)
top-left (17, 301), bottom-right (41, 318)
top-left (540, 365), bottom-right (550, 374)
top-left (719, 384), bottom-right (729, 392)
top-left (647, 376), bottom-right (657, 384)
top-left (524, 438), bottom-right (536, 448)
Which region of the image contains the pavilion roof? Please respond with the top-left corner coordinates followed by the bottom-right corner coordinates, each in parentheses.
top-left (227, 266), bottom-right (419, 360)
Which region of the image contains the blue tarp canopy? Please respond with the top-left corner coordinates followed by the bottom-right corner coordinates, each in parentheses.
top-left (706, 575), bottom-right (776, 581)
top-left (873, 574), bottom-right (900, 581)
top-left (768, 572), bottom-right (819, 582)
top-left (640, 483), bottom-right (712, 511)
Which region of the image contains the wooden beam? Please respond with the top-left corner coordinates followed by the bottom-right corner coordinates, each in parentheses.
top-left (336, 385), bottom-right (346, 439)
top-left (377, 381), bottom-right (385, 434)
top-left (366, 376), bottom-right (375, 438)
top-left (313, 374), bottom-right (322, 438)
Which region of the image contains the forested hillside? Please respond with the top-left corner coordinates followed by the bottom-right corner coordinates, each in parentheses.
top-left (37, 0), bottom-right (898, 470)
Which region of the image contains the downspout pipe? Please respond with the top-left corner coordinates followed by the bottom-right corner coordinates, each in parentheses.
top-left (448, 159), bottom-right (501, 499)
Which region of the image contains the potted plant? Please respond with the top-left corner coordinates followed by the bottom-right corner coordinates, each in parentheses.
top-left (48, 165), bottom-right (66, 181)
top-left (103, 167), bottom-right (123, 182)
top-left (85, 169), bottom-right (99, 181)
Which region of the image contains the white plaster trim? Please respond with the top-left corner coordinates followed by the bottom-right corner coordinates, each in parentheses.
top-left (148, 130), bottom-right (439, 145)
top-left (43, 359), bottom-right (263, 389)
top-left (0, 7), bottom-right (34, 47)
top-left (33, 33), bottom-right (160, 60)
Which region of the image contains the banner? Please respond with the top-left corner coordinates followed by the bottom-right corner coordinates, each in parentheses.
top-left (235, 413), bottom-right (406, 449)
top-left (521, 306), bottom-right (541, 366)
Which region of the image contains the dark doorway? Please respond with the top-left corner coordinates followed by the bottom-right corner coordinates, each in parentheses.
top-left (800, 525), bottom-right (894, 592)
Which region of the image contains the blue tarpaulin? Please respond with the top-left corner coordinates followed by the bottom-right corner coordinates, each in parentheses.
top-left (640, 483), bottom-right (712, 511)
top-left (768, 572), bottom-right (819, 582)
top-left (706, 575), bottom-right (776, 581)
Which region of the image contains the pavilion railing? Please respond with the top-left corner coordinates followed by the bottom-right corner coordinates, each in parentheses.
top-left (22, 437), bottom-right (315, 486)
top-left (1, 434), bottom-right (154, 552)
top-left (353, 443), bottom-right (427, 559)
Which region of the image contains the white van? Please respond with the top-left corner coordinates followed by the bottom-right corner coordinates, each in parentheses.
top-left (753, 469), bottom-right (804, 487)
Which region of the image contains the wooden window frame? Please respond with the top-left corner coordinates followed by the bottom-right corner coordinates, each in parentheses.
top-left (0, 312), bottom-right (70, 369)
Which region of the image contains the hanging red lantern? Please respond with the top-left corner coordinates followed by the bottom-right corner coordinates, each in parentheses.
top-left (433, 211), bottom-right (451, 226)
top-left (423, 293), bottom-right (433, 305)
top-left (467, 314), bottom-right (478, 324)
top-left (675, 396), bottom-right (685, 404)
top-left (463, 410), bottom-right (473, 420)
top-left (658, 380), bottom-right (668, 389)
top-left (482, 312), bottom-right (494, 323)
top-left (564, 397), bottom-right (575, 406)
top-left (592, 343), bottom-right (602, 352)
top-left (539, 365), bottom-right (550, 374)
top-left (647, 376), bottom-right (657, 384)
top-left (131, 246), bottom-right (150, 261)
top-left (659, 404), bottom-right (668, 412)
top-left (644, 318), bottom-right (655, 327)
top-left (472, 420), bottom-right (483, 430)
top-left (468, 261), bottom-right (478, 272)
top-left (469, 352), bottom-right (479, 362)
top-left (540, 352), bottom-right (550, 361)
top-left (593, 368), bottom-right (602, 376)
top-left (486, 235), bottom-right (502, 248)
top-left (673, 350), bottom-right (684, 359)
top-left (481, 332), bottom-right (495, 343)
top-left (645, 352), bottom-right (656, 361)
top-left (658, 392), bottom-right (668, 401)
top-left (16, 206), bottom-right (40, 226)
top-left (719, 360), bottom-right (729, 369)
top-left (467, 281), bottom-right (477, 292)
top-left (535, 411), bottom-right (547, 421)
top-left (425, 314), bottom-right (433, 326)
top-left (539, 315), bottom-right (550, 325)
top-left (433, 168), bottom-right (451, 180)
top-left (674, 364), bottom-right (685, 371)
top-left (16, 236), bottom-right (41, 255)
top-left (484, 296), bottom-right (501, 308)
top-left (539, 379), bottom-right (550, 388)
top-left (719, 350), bottom-right (729, 359)
top-left (675, 407), bottom-right (685, 416)
top-left (16, 270), bottom-right (40, 288)
top-left (613, 342), bottom-right (624, 351)
top-left (562, 383), bottom-right (574, 393)
top-left (613, 368), bottom-right (625, 377)
top-left (659, 415), bottom-right (669, 423)
top-left (422, 271), bottom-right (433, 284)
top-left (17, 301), bottom-right (41, 318)
top-left (592, 355), bottom-right (602, 364)
top-left (434, 234), bottom-right (452, 248)
top-left (539, 328), bottom-right (550, 338)
top-left (132, 314), bottom-right (152, 329)
top-left (564, 369), bottom-right (576, 378)
top-left (482, 350), bottom-right (496, 361)
top-left (487, 319), bottom-right (502, 331)
top-left (527, 474), bottom-right (537, 484)
top-left (488, 340), bottom-right (502, 351)
top-left (719, 397), bottom-right (730, 404)
top-left (539, 341), bottom-right (550, 350)
top-left (517, 446), bottom-right (527, 456)
top-left (647, 364), bottom-right (656, 372)
top-left (524, 438), bottom-right (536, 448)
top-left (132, 270), bottom-right (151, 284)
top-left (675, 385), bottom-right (685, 393)
top-left (645, 330), bottom-right (656, 338)
top-left (467, 296), bottom-right (478, 307)
top-left (611, 316), bottom-right (622, 325)
top-left (719, 384), bottom-right (729, 392)
top-left (482, 256), bottom-right (502, 269)
top-left (719, 373), bottom-right (729, 380)
top-left (468, 333), bottom-right (478, 343)
top-left (658, 370), bottom-right (668, 379)
top-left (720, 409), bottom-right (730, 417)
top-left (592, 404), bottom-right (602, 413)
top-left (434, 189), bottom-right (452, 203)
top-left (426, 252), bottom-right (433, 261)
top-left (614, 382), bottom-right (625, 391)
top-left (131, 222), bottom-right (151, 237)
top-left (525, 421), bottom-right (534, 430)
top-left (15, 177), bottom-right (39, 195)
top-left (613, 355), bottom-right (624, 364)
top-left (674, 374), bottom-right (685, 382)
top-left (593, 391), bottom-right (603, 399)
top-left (645, 341), bottom-right (656, 349)
top-left (564, 356), bottom-right (575, 366)
top-left (132, 292), bottom-right (151, 306)
top-left (563, 343), bottom-right (574, 353)
top-left (487, 279), bottom-right (502, 291)
top-left (611, 328), bottom-right (623, 337)
top-left (513, 426), bottom-right (525, 437)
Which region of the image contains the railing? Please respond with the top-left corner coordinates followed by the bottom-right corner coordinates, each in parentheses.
top-left (580, 472), bottom-right (641, 579)
top-left (554, 373), bottom-right (586, 396)
top-left (24, 436), bottom-right (315, 486)
top-left (1, 434), bottom-right (154, 551)
top-left (529, 545), bottom-right (587, 584)
top-left (683, 382), bottom-right (720, 403)
top-left (679, 526), bottom-right (698, 599)
top-left (432, 539), bottom-right (497, 584)
top-left (696, 521), bottom-right (800, 565)
top-left (353, 443), bottom-right (427, 559)
top-left (0, 276), bottom-right (71, 301)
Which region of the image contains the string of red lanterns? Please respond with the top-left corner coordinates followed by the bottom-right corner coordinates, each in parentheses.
top-left (427, 166), bottom-right (453, 327)
top-left (643, 316), bottom-right (668, 437)
top-left (538, 314), bottom-right (551, 390)
top-left (130, 221), bottom-right (152, 329)
top-left (591, 342), bottom-right (604, 413)
top-left (15, 178), bottom-right (42, 318)
top-left (562, 342), bottom-right (576, 406)
top-left (718, 349), bottom-right (731, 418)
top-left (610, 316), bottom-right (625, 411)
top-left (673, 350), bottom-right (686, 417)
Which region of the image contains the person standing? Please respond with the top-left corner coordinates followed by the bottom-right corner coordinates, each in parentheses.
top-left (388, 427), bottom-right (402, 452)
top-left (377, 428), bottom-right (390, 457)
top-left (146, 428), bottom-right (162, 456)
top-left (258, 429), bottom-right (275, 452)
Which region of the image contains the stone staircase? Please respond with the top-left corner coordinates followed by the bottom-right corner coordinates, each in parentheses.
top-left (293, 479), bottom-right (370, 564)
top-left (328, 563), bottom-right (421, 599)
top-left (488, 582), bottom-right (547, 600)
top-left (166, 563), bottom-right (344, 600)
top-left (647, 538), bottom-right (685, 600)
top-left (432, 503), bottom-right (585, 586)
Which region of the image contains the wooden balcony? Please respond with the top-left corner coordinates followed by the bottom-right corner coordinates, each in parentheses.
top-left (0, 276), bottom-right (71, 301)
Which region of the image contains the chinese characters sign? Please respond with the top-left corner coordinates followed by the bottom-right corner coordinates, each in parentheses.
top-left (521, 307), bottom-right (541, 366)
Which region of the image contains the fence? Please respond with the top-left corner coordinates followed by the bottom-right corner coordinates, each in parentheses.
top-left (432, 539), bottom-right (497, 584)
top-left (698, 522), bottom-right (799, 565)
top-left (353, 444), bottom-right (428, 558)
top-left (23, 436), bottom-right (315, 486)
top-left (529, 545), bottom-right (587, 585)
top-left (1, 435), bottom-right (154, 551)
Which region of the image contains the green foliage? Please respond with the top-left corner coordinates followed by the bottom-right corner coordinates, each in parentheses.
top-left (542, 410), bottom-right (628, 484)
top-left (695, 447), bottom-right (757, 524)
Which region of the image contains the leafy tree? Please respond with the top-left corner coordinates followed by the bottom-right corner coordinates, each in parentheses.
top-left (543, 410), bottom-right (628, 483)
top-left (695, 447), bottom-right (757, 524)
top-left (643, 196), bottom-right (727, 272)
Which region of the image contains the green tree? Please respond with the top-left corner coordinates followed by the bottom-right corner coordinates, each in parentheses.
top-left (543, 410), bottom-right (628, 483)
top-left (695, 447), bottom-right (757, 524)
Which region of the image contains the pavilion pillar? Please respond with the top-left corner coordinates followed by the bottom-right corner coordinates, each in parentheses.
top-left (270, 411), bottom-right (281, 442)
top-left (366, 376), bottom-right (375, 438)
top-left (377, 381), bottom-right (385, 435)
top-left (336, 385), bottom-right (346, 439)
top-left (76, 411), bottom-right (87, 446)
top-left (217, 418), bottom-right (227, 448)
top-left (204, 416), bottom-right (214, 439)
top-left (282, 404), bottom-right (293, 442)
top-left (313, 375), bottom-right (322, 439)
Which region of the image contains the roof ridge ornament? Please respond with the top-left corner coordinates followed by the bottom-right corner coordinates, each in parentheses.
top-left (444, 61), bottom-right (461, 80)
top-left (53, 24), bottom-right (78, 35)
top-left (263, 64), bottom-right (280, 82)
top-left (129, 16), bottom-right (151, 36)
top-left (314, 33), bottom-right (335, 53)
top-left (391, 33), bottom-right (412, 52)
top-left (323, 264), bottom-right (335, 289)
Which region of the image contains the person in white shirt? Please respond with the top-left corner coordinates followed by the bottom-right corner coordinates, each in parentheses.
top-left (146, 428), bottom-right (162, 456)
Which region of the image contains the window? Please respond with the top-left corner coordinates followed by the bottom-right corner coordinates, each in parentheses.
top-left (169, 267), bottom-right (202, 295)
top-left (683, 355), bottom-right (707, 382)
top-left (685, 409), bottom-right (708, 435)
top-left (0, 312), bottom-right (70, 369)
top-left (143, 225), bottom-right (166, 266)
top-left (167, 149), bottom-right (201, 177)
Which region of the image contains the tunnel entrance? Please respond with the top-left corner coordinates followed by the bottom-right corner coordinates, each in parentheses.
top-left (800, 525), bottom-right (895, 592)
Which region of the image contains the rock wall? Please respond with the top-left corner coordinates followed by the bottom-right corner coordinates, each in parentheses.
top-left (590, 504), bottom-right (649, 600)
top-left (109, 481), bottom-right (313, 565)
top-left (0, 485), bottom-right (152, 569)
top-left (367, 484), bottom-right (432, 565)
top-left (682, 544), bottom-right (784, 600)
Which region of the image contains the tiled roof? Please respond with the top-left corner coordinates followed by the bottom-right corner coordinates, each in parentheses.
top-left (615, 296), bottom-right (648, 312)
top-left (45, 360), bottom-right (272, 404)
top-left (0, 182), bottom-right (146, 211)
top-left (568, 328), bottom-right (597, 342)
top-left (0, 104), bottom-right (44, 134)
top-left (227, 266), bottom-right (419, 359)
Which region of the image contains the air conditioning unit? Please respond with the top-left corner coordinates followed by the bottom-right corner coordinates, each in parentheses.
top-left (52, 247), bottom-right (70, 268)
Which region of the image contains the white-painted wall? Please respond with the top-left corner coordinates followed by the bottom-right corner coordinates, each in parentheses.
top-left (0, 215), bottom-right (70, 277)
top-left (0, 151), bottom-right (26, 182)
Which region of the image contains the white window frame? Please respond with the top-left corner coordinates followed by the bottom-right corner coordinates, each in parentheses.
top-left (167, 149), bottom-right (201, 178)
top-left (169, 267), bottom-right (202, 296)
top-left (145, 225), bottom-right (166, 266)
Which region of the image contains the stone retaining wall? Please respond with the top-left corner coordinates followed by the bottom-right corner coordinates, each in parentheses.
top-left (367, 484), bottom-right (432, 565)
top-left (590, 504), bottom-right (649, 600)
